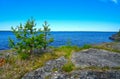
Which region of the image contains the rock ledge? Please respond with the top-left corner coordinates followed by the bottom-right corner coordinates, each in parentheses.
top-left (22, 49), bottom-right (120, 79)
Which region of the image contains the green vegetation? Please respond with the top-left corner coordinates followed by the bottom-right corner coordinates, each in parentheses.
top-left (62, 61), bottom-right (75, 72)
top-left (82, 44), bottom-right (92, 49)
top-left (55, 46), bottom-right (80, 59)
top-left (9, 18), bottom-right (53, 59)
top-left (42, 21), bottom-right (54, 50)
top-left (18, 52), bottom-right (30, 60)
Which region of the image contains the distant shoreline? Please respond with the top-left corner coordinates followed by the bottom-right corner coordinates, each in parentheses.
top-left (0, 30), bottom-right (117, 33)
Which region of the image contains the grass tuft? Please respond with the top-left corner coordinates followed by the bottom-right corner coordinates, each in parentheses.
top-left (62, 61), bottom-right (75, 72)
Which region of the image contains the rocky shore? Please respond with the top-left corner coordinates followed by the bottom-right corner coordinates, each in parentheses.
top-left (72, 49), bottom-right (120, 68)
top-left (22, 48), bottom-right (120, 79)
top-left (109, 32), bottom-right (120, 41)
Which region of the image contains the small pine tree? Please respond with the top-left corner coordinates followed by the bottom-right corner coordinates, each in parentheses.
top-left (42, 21), bottom-right (54, 50)
top-left (9, 18), bottom-right (38, 54)
top-left (9, 18), bottom-right (53, 55)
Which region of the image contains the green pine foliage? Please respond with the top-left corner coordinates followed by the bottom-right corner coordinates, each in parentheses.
top-left (41, 21), bottom-right (54, 50)
top-left (9, 18), bottom-right (53, 55)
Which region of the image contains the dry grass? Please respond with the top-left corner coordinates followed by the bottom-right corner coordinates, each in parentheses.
top-left (0, 46), bottom-right (81, 79)
top-left (0, 53), bottom-right (56, 79)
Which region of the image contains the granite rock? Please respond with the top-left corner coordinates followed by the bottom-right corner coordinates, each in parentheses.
top-left (22, 49), bottom-right (120, 79)
top-left (109, 33), bottom-right (120, 41)
top-left (22, 56), bottom-right (67, 79)
top-left (72, 48), bottom-right (120, 68)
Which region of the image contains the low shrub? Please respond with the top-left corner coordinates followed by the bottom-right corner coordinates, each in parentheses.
top-left (62, 61), bottom-right (75, 72)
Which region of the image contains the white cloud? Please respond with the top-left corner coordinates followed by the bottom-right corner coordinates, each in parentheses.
top-left (111, 0), bottom-right (118, 4)
top-left (99, 0), bottom-right (119, 4)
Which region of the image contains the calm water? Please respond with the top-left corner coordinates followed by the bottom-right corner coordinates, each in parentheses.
top-left (0, 31), bottom-right (116, 50)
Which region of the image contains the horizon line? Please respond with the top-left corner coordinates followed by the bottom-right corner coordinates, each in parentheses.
top-left (0, 30), bottom-right (117, 32)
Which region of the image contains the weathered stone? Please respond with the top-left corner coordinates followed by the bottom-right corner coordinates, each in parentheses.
top-left (109, 33), bottom-right (120, 41)
top-left (22, 48), bottom-right (120, 79)
top-left (22, 56), bottom-right (67, 79)
top-left (72, 48), bottom-right (120, 68)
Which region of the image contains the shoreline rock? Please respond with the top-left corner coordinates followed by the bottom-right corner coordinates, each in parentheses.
top-left (72, 48), bottom-right (120, 68)
top-left (109, 33), bottom-right (120, 41)
top-left (22, 48), bottom-right (120, 79)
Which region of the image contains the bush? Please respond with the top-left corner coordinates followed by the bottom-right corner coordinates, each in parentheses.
top-left (62, 61), bottom-right (75, 72)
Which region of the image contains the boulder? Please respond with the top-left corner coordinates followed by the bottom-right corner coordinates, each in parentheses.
top-left (109, 33), bottom-right (120, 41)
top-left (72, 48), bottom-right (120, 68)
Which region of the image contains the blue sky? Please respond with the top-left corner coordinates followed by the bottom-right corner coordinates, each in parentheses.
top-left (0, 0), bottom-right (120, 31)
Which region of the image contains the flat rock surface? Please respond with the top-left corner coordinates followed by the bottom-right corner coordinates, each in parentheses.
top-left (72, 48), bottom-right (120, 68)
top-left (22, 56), bottom-right (67, 79)
top-left (22, 48), bottom-right (120, 79)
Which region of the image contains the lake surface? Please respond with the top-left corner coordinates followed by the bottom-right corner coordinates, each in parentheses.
top-left (0, 31), bottom-right (116, 50)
